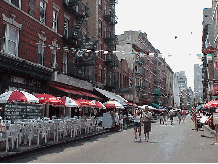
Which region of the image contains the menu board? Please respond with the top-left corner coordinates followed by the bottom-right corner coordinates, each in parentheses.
top-left (2, 103), bottom-right (43, 121)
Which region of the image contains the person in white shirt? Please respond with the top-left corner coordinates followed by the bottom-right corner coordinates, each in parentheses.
top-left (114, 111), bottom-right (119, 131)
top-left (169, 110), bottom-right (174, 125)
top-left (119, 111), bottom-right (124, 131)
top-left (142, 107), bottom-right (152, 142)
top-left (134, 110), bottom-right (142, 142)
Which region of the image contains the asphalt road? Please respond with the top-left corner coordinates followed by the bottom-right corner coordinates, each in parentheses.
top-left (11, 115), bottom-right (218, 163)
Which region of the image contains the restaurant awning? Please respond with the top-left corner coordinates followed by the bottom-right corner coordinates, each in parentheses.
top-left (79, 91), bottom-right (98, 98)
top-left (150, 102), bottom-right (161, 109)
top-left (51, 85), bottom-right (83, 95)
top-left (51, 84), bottom-right (99, 98)
top-left (94, 87), bottom-right (128, 102)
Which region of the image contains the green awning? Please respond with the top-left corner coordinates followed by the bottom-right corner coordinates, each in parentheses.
top-left (153, 88), bottom-right (161, 96)
top-left (150, 102), bottom-right (161, 108)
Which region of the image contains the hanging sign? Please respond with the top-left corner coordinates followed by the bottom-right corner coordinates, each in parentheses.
top-left (202, 46), bottom-right (217, 54)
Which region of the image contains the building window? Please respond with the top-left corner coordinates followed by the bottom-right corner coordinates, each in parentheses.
top-left (99, 0), bottom-right (102, 10)
top-left (38, 42), bottom-right (44, 65)
top-left (9, 0), bottom-right (21, 8)
top-left (109, 72), bottom-right (112, 86)
top-left (99, 67), bottom-right (102, 83)
top-left (52, 10), bottom-right (58, 32)
top-left (63, 18), bottom-right (69, 38)
top-left (104, 26), bottom-right (107, 38)
top-left (98, 19), bottom-right (102, 36)
top-left (104, 70), bottom-right (106, 85)
top-left (104, 2), bottom-right (107, 15)
top-left (51, 49), bottom-right (57, 68)
top-left (40, 1), bottom-right (46, 23)
top-left (2, 24), bottom-right (19, 56)
top-left (98, 43), bottom-right (102, 58)
top-left (63, 53), bottom-right (67, 74)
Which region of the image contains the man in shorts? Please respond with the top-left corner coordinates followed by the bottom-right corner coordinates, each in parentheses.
top-left (181, 109), bottom-right (186, 123)
top-left (169, 110), bottom-right (174, 125)
top-left (142, 107), bottom-right (152, 142)
top-left (134, 110), bottom-right (142, 142)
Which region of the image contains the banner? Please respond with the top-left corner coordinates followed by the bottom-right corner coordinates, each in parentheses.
top-left (215, 60), bottom-right (218, 70)
top-left (191, 106), bottom-right (196, 122)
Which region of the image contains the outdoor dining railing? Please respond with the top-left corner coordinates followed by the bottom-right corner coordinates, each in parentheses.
top-left (0, 116), bottom-right (100, 152)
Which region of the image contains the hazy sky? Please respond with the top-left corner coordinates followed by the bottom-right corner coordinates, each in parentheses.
top-left (115, 0), bottom-right (212, 90)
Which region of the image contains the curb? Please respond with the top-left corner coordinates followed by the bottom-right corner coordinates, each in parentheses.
top-left (204, 125), bottom-right (216, 135)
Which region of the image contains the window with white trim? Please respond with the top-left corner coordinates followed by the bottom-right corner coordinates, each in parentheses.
top-left (40, 1), bottom-right (46, 23)
top-left (51, 48), bottom-right (57, 68)
top-left (1, 24), bottom-right (19, 56)
top-left (99, 0), bottom-right (102, 10)
top-left (52, 10), bottom-right (58, 32)
top-left (9, 0), bottom-right (21, 8)
top-left (38, 42), bottom-right (44, 65)
top-left (63, 53), bottom-right (67, 74)
top-left (99, 67), bottom-right (102, 83)
top-left (63, 18), bottom-right (69, 38)
top-left (98, 19), bottom-right (102, 36)
top-left (104, 69), bottom-right (106, 85)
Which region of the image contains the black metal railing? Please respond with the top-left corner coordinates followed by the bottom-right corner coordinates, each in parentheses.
top-left (63, 0), bottom-right (89, 18)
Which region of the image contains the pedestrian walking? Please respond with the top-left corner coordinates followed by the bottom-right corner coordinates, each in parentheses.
top-left (169, 110), bottom-right (174, 125)
top-left (159, 111), bottom-right (163, 124)
top-left (134, 110), bottom-right (142, 142)
top-left (163, 110), bottom-right (167, 124)
top-left (142, 107), bottom-right (152, 142)
top-left (123, 114), bottom-right (127, 129)
top-left (119, 111), bottom-right (124, 131)
top-left (181, 109), bottom-right (186, 123)
top-left (114, 110), bottom-right (119, 131)
top-left (177, 110), bottom-right (181, 124)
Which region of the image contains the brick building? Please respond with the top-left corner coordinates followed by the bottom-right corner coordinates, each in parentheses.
top-left (0, 0), bottom-right (135, 119)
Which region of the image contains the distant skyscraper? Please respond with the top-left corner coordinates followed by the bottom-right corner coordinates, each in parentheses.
top-left (173, 71), bottom-right (188, 108)
top-left (194, 64), bottom-right (203, 105)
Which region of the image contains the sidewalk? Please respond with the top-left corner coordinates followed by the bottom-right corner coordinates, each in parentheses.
top-left (204, 124), bottom-right (217, 136)
top-left (0, 123), bottom-right (134, 162)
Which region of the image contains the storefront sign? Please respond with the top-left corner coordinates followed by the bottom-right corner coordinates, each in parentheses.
top-left (56, 74), bottom-right (93, 91)
top-left (10, 75), bottom-right (43, 88)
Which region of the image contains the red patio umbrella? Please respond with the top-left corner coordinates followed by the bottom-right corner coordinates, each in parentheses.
top-left (91, 100), bottom-right (106, 109)
top-left (104, 100), bottom-right (124, 109)
top-left (75, 99), bottom-right (95, 107)
top-left (58, 97), bottom-right (80, 107)
top-left (208, 100), bottom-right (218, 108)
top-left (35, 94), bottom-right (63, 106)
top-left (0, 90), bottom-right (39, 103)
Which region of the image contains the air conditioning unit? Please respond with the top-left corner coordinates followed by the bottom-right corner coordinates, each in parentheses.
top-left (51, 63), bottom-right (58, 68)
top-left (51, 71), bottom-right (58, 81)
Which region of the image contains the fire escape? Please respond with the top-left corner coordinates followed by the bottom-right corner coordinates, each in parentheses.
top-left (103, 0), bottom-right (118, 91)
top-left (62, 0), bottom-right (97, 82)
top-left (63, 0), bottom-right (89, 48)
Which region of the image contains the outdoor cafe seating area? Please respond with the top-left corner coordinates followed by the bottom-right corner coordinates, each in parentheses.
top-left (0, 90), bottom-right (134, 153)
top-left (0, 116), bottom-right (101, 152)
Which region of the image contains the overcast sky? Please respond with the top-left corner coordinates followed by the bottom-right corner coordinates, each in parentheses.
top-left (115, 0), bottom-right (212, 90)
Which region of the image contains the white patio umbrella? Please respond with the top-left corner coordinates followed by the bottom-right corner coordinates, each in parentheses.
top-left (0, 90), bottom-right (39, 121)
top-left (104, 100), bottom-right (124, 109)
top-left (0, 90), bottom-right (39, 103)
top-left (58, 97), bottom-right (79, 107)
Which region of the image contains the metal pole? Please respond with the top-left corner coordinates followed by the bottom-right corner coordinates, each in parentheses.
top-left (216, 125), bottom-right (218, 144)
